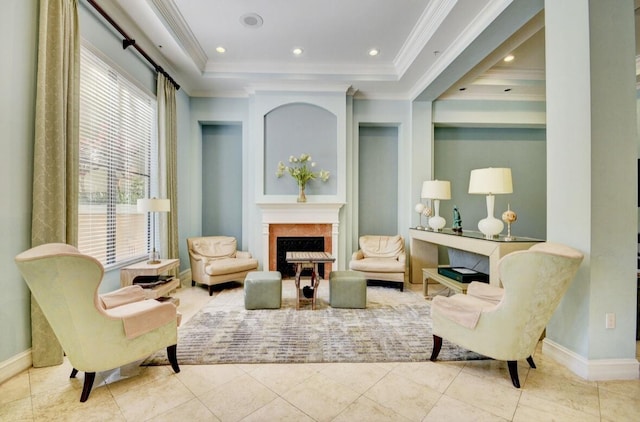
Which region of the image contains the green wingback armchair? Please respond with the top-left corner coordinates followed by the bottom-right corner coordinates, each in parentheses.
top-left (429, 242), bottom-right (583, 388)
top-left (15, 243), bottom-right (181, 402)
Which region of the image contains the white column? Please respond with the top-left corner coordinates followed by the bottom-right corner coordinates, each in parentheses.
top-left (544, 0), bottom-right (638, 379)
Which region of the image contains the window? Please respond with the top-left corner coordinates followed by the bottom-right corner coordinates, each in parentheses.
top-left (78, 46), bottom-right (156, 268)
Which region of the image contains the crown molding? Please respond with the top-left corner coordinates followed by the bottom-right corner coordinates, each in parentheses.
top-left (148, 0), bottom-right (208, 71)
top-left (409, 0), bottom-right (513, 100)
top-left (394, 0), bottom-right (458, 77)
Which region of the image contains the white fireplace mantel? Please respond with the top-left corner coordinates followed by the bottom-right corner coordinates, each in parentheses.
top-left (258, 202), bottom-right (345, 270)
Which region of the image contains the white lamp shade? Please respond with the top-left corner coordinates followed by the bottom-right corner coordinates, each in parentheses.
top-left (468, 168), bottom-right (513, 194)
top-left (421, 180), bottom-right (451, 200)
top-left (137, 198), bottom-right (170, 213)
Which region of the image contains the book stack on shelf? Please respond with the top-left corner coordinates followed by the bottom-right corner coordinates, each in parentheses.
top-left (132, 274), bottom-right (174, 288)
top-left (437, 267), bottom-right (489, 284)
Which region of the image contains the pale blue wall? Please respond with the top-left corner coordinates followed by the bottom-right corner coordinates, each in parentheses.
top-left (201, 124), bottom-right (243, 245)
top-left (186, 97), bottom-right (249, 250)
top-left (263, 103), bottom-right (338, 196)
top-left (358, 126), bottom-right (399, 236)
top-left (352, 100), bottom-right (413, 252)
top-left (434, 127), bottom-right (547, 239)
top-left (0, 0), bottom-right (38, 364)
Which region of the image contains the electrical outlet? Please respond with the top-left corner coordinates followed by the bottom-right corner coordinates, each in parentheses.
top-left (605, 313), bottom-right (616, 329)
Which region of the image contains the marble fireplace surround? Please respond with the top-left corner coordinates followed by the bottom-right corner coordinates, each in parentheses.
top-left (259, 203), bottom-right (344, 273)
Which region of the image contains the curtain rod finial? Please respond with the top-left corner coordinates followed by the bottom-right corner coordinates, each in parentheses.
top-left (123, 39), bottom-right (135, 50)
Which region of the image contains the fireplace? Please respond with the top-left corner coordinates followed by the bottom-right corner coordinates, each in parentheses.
top-left (277, 236), bottom-right (325, 277)
top-left (258, 202), bottom-right (344, 271)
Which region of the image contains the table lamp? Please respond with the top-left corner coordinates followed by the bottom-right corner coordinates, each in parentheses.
top-left (137, 198), bottom-right (171, 264)
top-left (421, 180), bottom-right (451, 231)
top-left (468, 168), bottom-right (513, 238)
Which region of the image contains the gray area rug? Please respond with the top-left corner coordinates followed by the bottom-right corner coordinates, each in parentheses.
top-left (144, 280), bottom-right (485, 365)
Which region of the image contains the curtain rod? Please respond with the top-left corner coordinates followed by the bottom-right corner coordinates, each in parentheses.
top-left (87, 0), bottom-right (180, 90)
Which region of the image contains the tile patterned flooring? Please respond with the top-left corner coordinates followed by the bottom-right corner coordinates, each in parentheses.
top-left (1, 282), bottom-right (639, 421)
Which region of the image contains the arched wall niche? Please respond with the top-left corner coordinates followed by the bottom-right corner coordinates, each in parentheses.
top-left (263, 102), bottom-right (338, 196)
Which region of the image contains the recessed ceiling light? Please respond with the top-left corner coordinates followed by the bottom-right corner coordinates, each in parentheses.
top-left (368, 48), bottom-right (379, 57)
top-left (504, 54), bottom-right (515, 62)
top-left (216, 46), bottom-right (226, 54)
top-left (292, 47), bottom-right (304, 56)
top-left (240, 13), bottom-right (263, 28)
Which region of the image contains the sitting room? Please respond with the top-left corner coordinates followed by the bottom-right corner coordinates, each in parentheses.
top-left (2, 0), bottom-right (640, 420)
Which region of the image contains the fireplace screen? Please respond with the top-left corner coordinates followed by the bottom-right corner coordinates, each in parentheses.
top-left (277, 236), bottom-right (325, 277)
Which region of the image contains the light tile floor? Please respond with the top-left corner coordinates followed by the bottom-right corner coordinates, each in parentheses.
top-left (1, 282), bottom-right (639, 421)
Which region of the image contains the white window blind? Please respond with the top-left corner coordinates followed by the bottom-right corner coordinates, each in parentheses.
top-left (78, 46), bottom-right (156, 268)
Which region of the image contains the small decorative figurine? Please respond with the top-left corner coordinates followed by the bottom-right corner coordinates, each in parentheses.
top-left (452, 206), bottom-right (463, 234)
top-left (502, 204), bottom-right (518, 241)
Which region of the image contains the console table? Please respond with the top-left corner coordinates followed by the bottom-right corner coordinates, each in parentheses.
top-left (409, 228), bottom-right (543, 287)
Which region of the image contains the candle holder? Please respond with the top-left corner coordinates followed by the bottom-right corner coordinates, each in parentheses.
top-left (501, 204), bottom-right (518, 241)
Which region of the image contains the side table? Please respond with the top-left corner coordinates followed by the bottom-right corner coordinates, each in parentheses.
top-left (120, 259), bottom-right (180, 302)
top-left (422, 268), bottom-right (468, 298)
top-left (286, 251), bottom-right (335, 310)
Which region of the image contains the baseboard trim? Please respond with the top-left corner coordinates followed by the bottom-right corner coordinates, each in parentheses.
top-left (0, 349), bottom-right (32, 384)
top-left (543, 338), bottom-right (639, 381)
top-left (179, 268), bottom-right (191, 288)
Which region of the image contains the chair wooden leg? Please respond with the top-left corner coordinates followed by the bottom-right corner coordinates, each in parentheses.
top-left (430, 335), bottom-right (443, 361)
top-left (79, 372), bottom-right (96, 402)
top-left (208, 285), bottom-right (214, 296)
top-left (507, 361), bottom-right (520, 388)
top-left (167, 344), bottom-right (180, 373)
top-left (191, 280), bottom-right (195, 287)
top-left (70, 368), bottom-right (78, 378)
top-left (526, 355), bottom-right (536, 369)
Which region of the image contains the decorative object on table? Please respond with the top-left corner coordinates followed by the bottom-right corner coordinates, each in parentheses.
top-left (302, 285), bottom-right (314, 298)
top-left (502, 204), bottom-right (518, 241)
top-left (275, 153), bottom-right (330, 202)
top-left (137, 198), bottom-right (171, 264)
top-left (414, 203), bottom-right (432, 230)
top-left (452, 206), bottom-right (463, 234)
top-left (414, 203), bottom-right (426, 230)
top-left (421, 180), bottom-right (451, 231)
top-left (468, 167), bottom-right (513, 239)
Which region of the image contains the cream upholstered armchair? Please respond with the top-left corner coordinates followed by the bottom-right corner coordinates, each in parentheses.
top-left (187, 236), bottom-right (259, 295)
top-left (349, 235), bottom-right (407, 290)
top-left (15, 243), bottom-right (180, 402)
top-left (429, 242), bottom-right (583, 388)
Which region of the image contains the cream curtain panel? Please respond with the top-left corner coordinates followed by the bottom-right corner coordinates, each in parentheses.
top-left (30, 0), bottom-right (80, 367)
top-left (157, 74), bottom-right (179, 266)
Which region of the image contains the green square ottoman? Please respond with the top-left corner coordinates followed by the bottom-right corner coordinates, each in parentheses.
top-left (330, 270), bottom-right (367, 309)
top-left (244, 271), bottom-right (282, 310)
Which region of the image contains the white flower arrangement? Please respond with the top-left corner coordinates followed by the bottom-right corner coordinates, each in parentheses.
top-left (275, 153), bottom-right (330, 187)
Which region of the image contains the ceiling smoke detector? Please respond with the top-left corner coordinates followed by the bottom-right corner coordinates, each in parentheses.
top-left (240, 13), bottom-right (263, 28)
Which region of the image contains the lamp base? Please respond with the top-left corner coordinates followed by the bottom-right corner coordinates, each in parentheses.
top-left (429, 216), bottom-right (446, 231)
top-left (147, 250), bottom-right (160, 265)
top-left (478, 217), bottom-right (504, 239)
